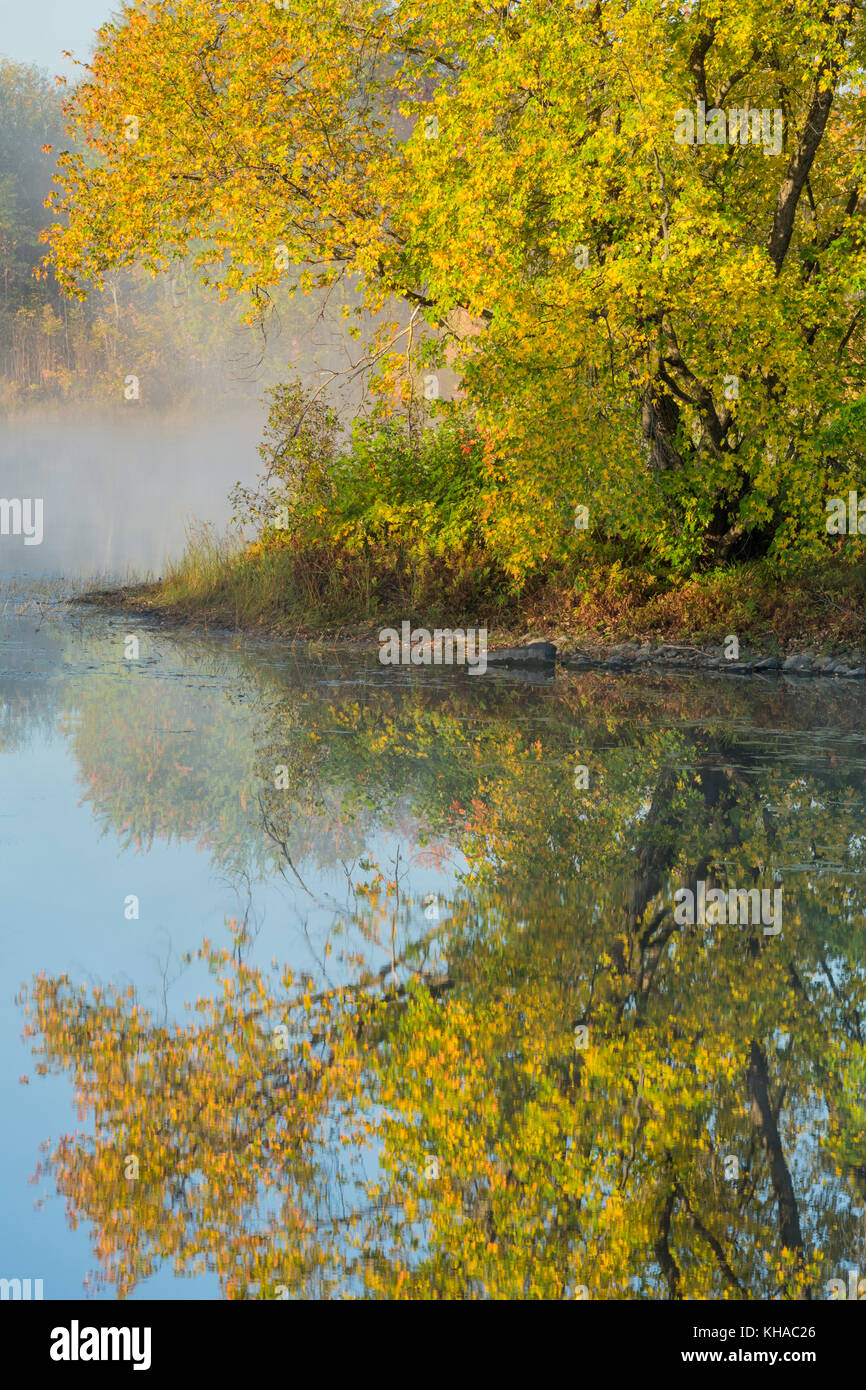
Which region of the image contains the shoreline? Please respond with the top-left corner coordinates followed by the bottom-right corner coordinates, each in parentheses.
top-left (76, 583), bottom-right (866, 680)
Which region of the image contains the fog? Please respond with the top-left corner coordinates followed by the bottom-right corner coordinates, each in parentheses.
top-left (0, 408), bottom-right (264, 581)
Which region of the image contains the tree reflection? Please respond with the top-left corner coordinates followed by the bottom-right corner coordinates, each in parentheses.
top-left (19, 667), bottom-right (866, 1298)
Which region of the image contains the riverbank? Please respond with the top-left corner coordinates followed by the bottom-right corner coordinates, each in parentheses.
top-left (79, 548), bottom-right (866, 678)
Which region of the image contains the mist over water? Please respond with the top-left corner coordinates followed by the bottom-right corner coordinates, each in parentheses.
top-left (0, 409), bottom-right (265, 582)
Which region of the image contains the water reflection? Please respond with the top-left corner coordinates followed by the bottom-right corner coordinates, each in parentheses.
top-left (9, 600), bottom-right (866, 1298)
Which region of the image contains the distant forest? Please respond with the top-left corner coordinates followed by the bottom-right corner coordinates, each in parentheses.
top-left (0, 56), bottom-right (337, 412)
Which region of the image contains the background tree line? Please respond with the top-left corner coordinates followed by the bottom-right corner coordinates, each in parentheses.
top-left (0, 56), bottom-right (347, 411)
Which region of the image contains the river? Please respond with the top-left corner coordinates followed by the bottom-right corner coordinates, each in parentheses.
top-left (1, 431), bottom-right (865, 1299)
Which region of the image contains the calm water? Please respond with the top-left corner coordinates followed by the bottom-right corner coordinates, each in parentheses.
top-left (2, 586), bottom-right (865, 1299)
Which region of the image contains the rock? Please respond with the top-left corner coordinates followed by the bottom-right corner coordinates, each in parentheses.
top-left (650, 646), bottom-right (692, 664)
top-left (782, 651), bottom-right (814, 672)
top-left (486, 641), bottom-right (557, 667)
top-left (605, 645), bottom-right (633, 664)
top-left (825, 658), bottom-right (866, 677)
top-left (753, 656), bottom-right (780, 671)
